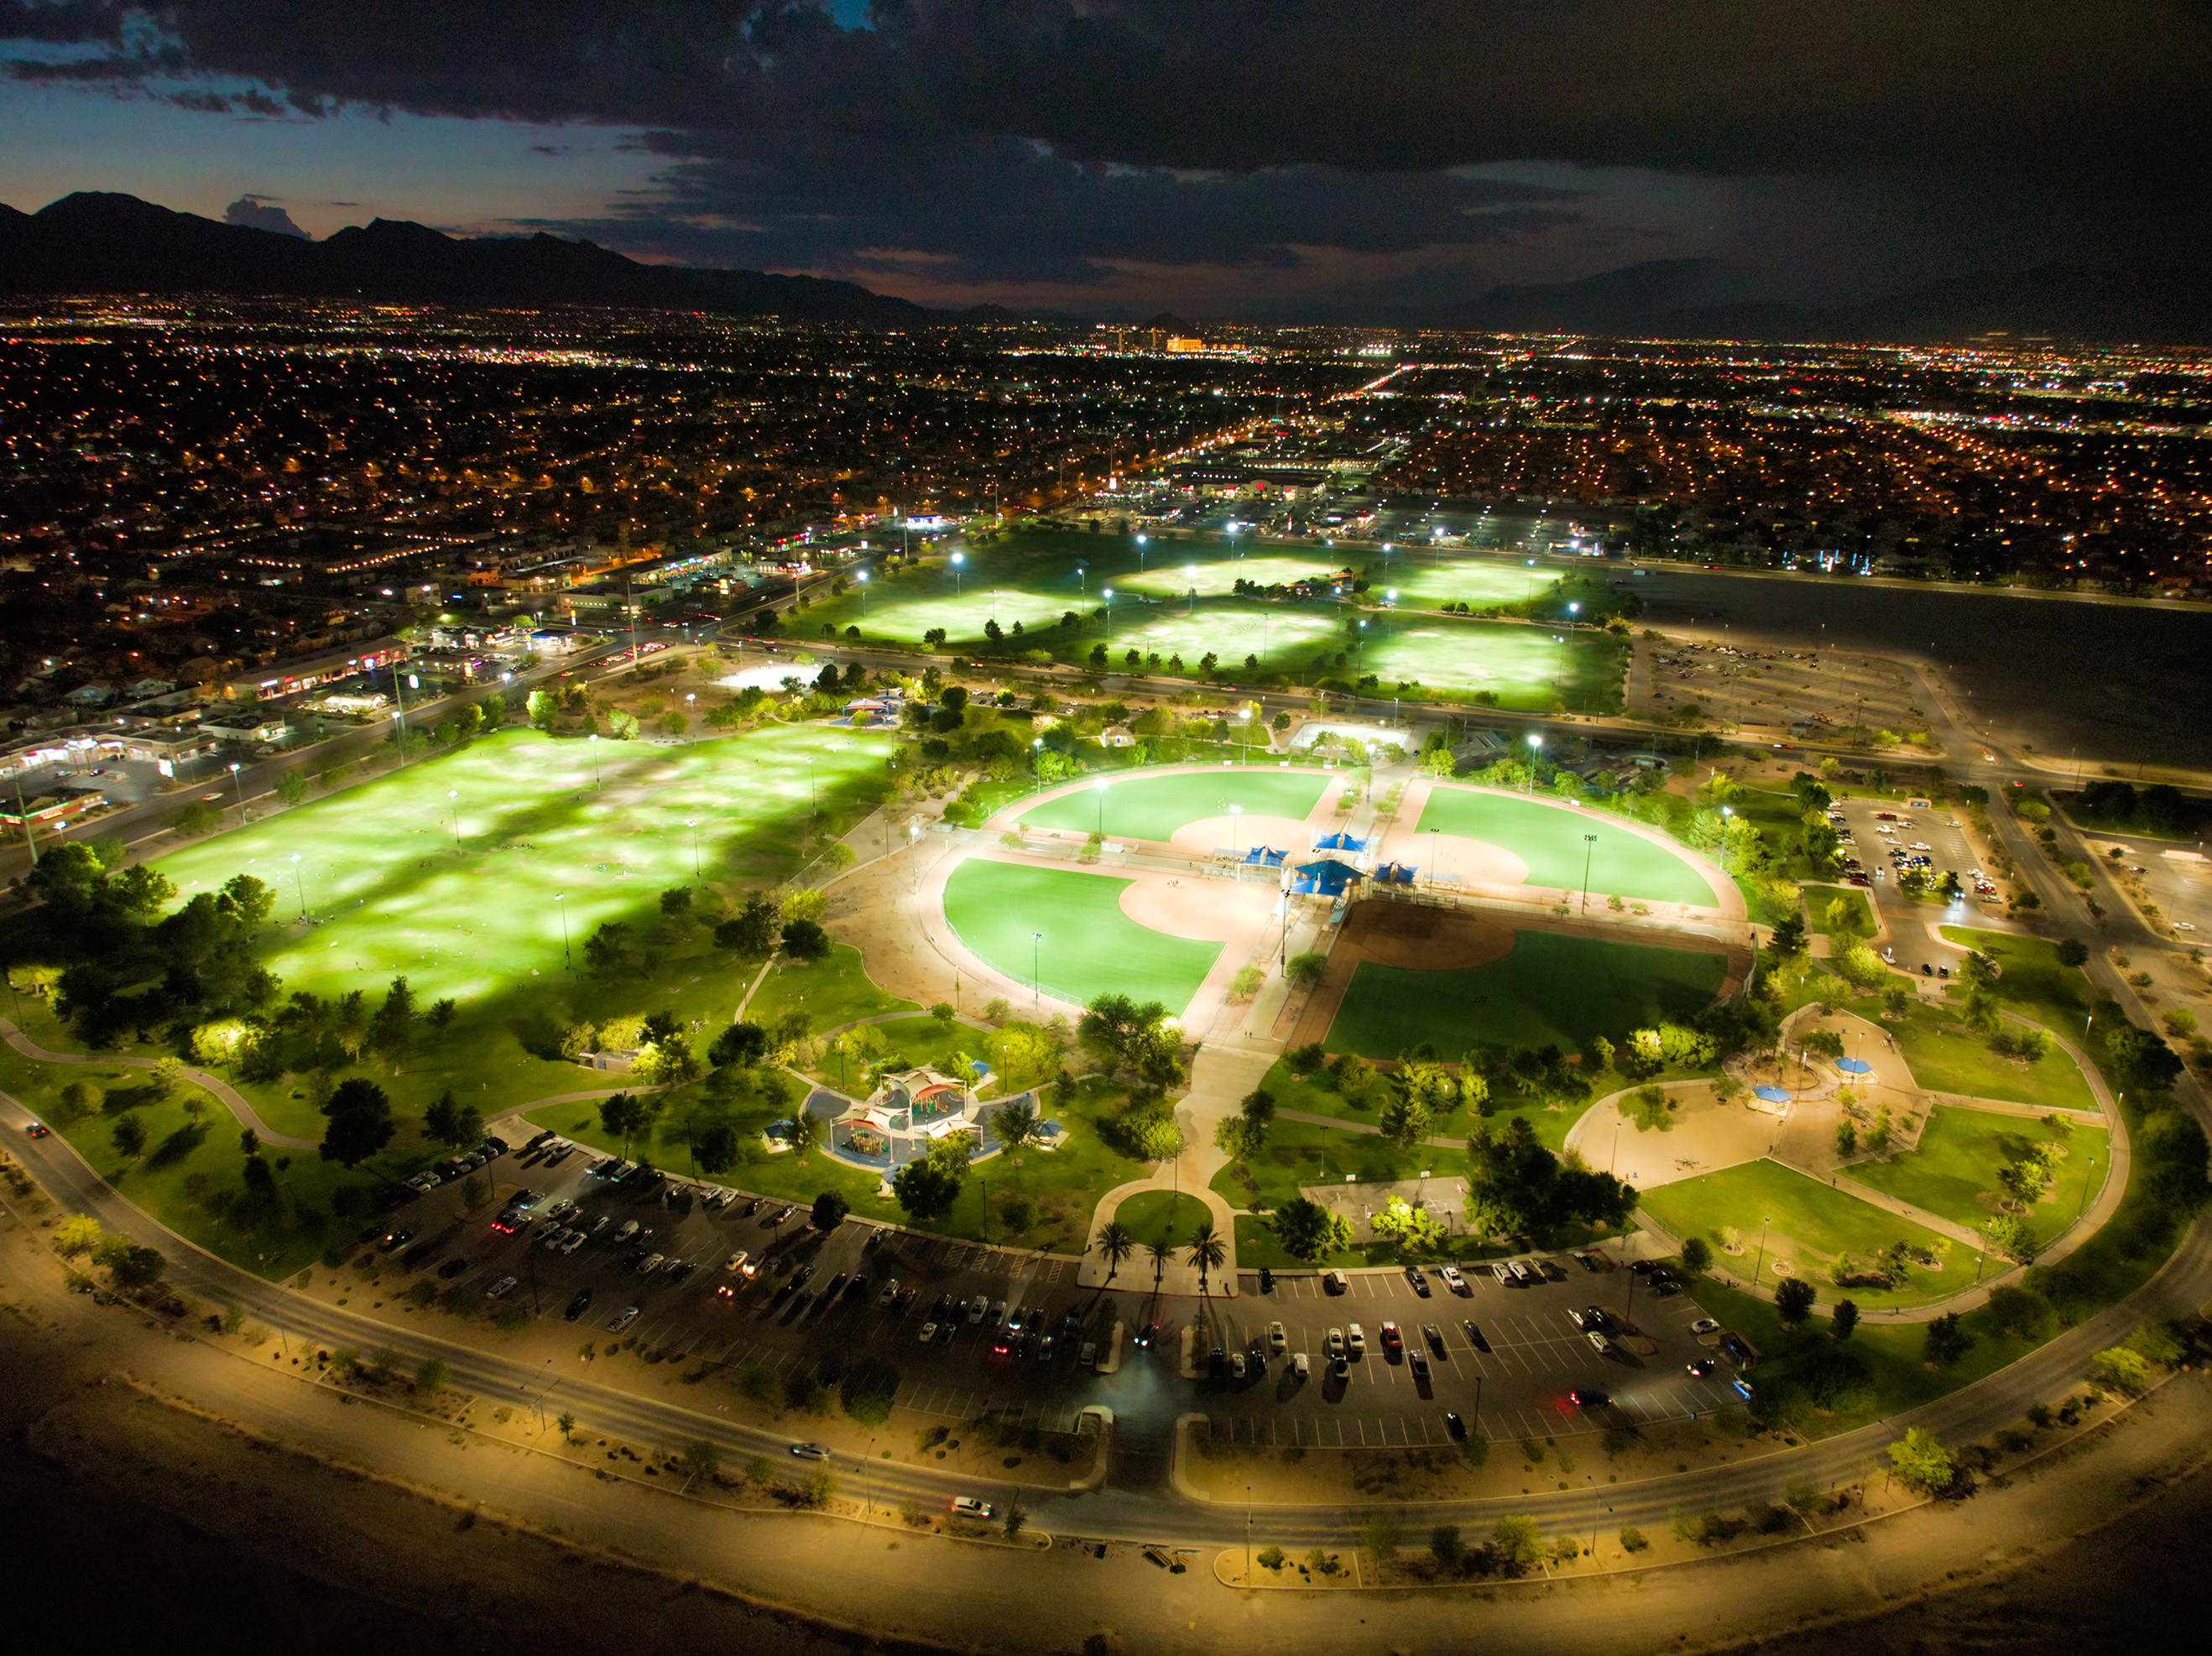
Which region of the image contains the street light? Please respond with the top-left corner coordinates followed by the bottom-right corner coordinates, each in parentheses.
top-left (1031, 736), bottom-right (1045, 794)
top-left (1581, 833), bottom-right (1598, 912)
top-left (857, 568), bottom-right (869, 615)
top-left (1103, 586), bottom-right (1114, 640)
top-left (1719, 805), bottom-right (1735, 876)
top-left (950, 549), bottom-right (964, 596)
top-left (1526, 733), bottom-right (1542, 793)
top-left (555, 893), bottom-right (571, 970)
top-left (1135, 534), bottom-right (1148, 571)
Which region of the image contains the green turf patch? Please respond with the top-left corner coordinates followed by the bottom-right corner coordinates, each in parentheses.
top-left (1357, 617), bottom-right (1624, 711)
top-left (942, 859), bottom-right (1223, 1017)
top-left (1937, 929), bottom-right (2094, 1029)
top-left (1416, 785), bottom-right (1717, 905)
top-left (1638, 1159), bottom-right (1985, 1310)
top-left (1872, 1000), bottom-right (2096, 1112)
top-left (1325, 931), bottom-right (1725, 1057)
top-left (1802, 884), bottom-right (1874, 938)
top-left (1015, 768), bottom-right (1326, 842)
top-left (1849, 1105), bottom-right (2109, 1246)
top-left (1257, 1056), bottom-right (1578, 1151)
top-left (746, 945), bottom-right (915, 1038)
top-left (1212, 1116), bottom-right (1426, 1211)
top-left (1112, 1190), bottom-right (1215, 1251)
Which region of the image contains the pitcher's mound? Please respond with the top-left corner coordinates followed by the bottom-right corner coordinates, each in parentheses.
top-left (1341, 904), bottom-right (1516, 971)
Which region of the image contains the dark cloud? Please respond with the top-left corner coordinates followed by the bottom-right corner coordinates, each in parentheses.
top-left (4, 3), bottom-right (2208, 307)
top-left (223, 193), bottom-right (307, 236)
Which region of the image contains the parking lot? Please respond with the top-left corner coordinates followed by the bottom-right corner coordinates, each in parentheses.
top-left (2074, 830), bottom-right (2209, 940)
top-left (1830, 797), bottom-right (1993, 962)
top-left (379, 1138), bottom-right (1746, 1455)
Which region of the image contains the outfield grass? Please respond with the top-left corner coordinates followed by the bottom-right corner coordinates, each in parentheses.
top-left (1325, 931), bottom-right (1726, 1057)
top-left (1875, 999), bottom-right (2096, 1112)
top-left (1416, 785), bottom-right (1718, 905)
top-left (1850, 1104), bottom-right (2109, 1246)
top-left (1637, 1159), bottom-right (1985, 1310)
top-left (1015, 768), bottom-right (1327, 842)
top-left (1113, 1190), bottom-right (1215, 1250)
top-left (942, 860), bottom-right (1223, 1016)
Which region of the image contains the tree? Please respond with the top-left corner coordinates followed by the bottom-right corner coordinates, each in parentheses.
top-left (1093, 1219), bottom-right (1135, 1283)
top-left (1145, 1239), bottom-right (1174, 1289)
top-left (1229, 963), bottom-right (1265, 1001)
top-left (598, 1092), bottom-right (653, 1157)
top-left (2090, 1346), bottom-right (2149, 1394)
top-left (219, 872), bottom-right (276, 935)
top-left (1003, 1501), bottom-right (1029, 1540)
top-left (1774, 1276), bottom-right (1817, 1327)
top-left (1679, 1236), bottom-right (1713, 1275)
top-left (892, 1158), bottom-right (962, 1220)
top-left (1270, 1196), bottom-right (1352, 1262)
top-left (1922, 1312), bottom-right (1973, 1367)
top-left (276, 769), bottom-right (310, 807)
top-left (1886, 1427), bottom-right (1954, 1495)
top-left (1984, 1213), bottom-right (2036, 1263)
top-left (1829, 1299), bottom-right (1860, 1341)
top-left (1186, 1221), bottom-right (1226, 1296)
top-left (1768, 913), bottom-right (1807, 958)
top-left (1361, 1514), bottom-right (1401, 1565)
top-left (1429, 1523), bottom-right (1465, 1571)
top-left (714, 893), bottom-right (782, 956)
top-left (709, 1021), bottom-right (770, 1069)
top-left (414, 1357), bottom-right (450, 1396)
top-left (320, 1077), bottom-right (395, 1166)
top-left (1284, 952), bottom-right (1328, 990)
top-left (2056, 937), bottom-right (2089, 967)
top-left (991, 1095), bottom-right (1040, 1157)
top-left (1377, 1091), bottom-right (1433, 1152)
top-left (1491, 1514), bottom-right (1543, 1574)
top-left (786, 1107), bottom-right (824, 1158)
top-left (53, 1215), bottom-right (102, 1257)
top-left (780, 918), bottom-right (832, 962)
top-left (111, 1112), bottom-right (148, 1161)
top-left (677, 1439), bottom-right (722, 1488)
top-left (423, 1090), bottom-right (483, 1150)
top-left (556, 1410), bottom-right (577, 1443)
top-left (810, 1190), bottom-right (849, 1232)
top-left (95, 1238), bottom-right (167, 1291)
top-left (527, 687), bottom-right (559, 729)
top-left (694, 1122), bottom-right (740, 1176)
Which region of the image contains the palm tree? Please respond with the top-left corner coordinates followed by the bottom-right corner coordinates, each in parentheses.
top-left (1093, 1219), bottom-right (1135, 1285)
top-left (1187, 1220), bottom-right (1226, 1299)
top-left (1145, 1238), bottom-right (1174, 1291)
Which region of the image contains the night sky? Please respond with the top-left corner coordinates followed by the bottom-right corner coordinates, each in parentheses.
top-left (3, 2), bottom-right (2207, 319)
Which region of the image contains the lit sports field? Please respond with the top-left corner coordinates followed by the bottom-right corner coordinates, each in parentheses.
top-left (1118, 549), bottom-right (1349, 598)
top-left (1416, 785), bottom-right (1719, 906)
top-left (152, 723), bottom-right (894, 1010)
top-left (941, 859), bottom-right (1223, 1014)
top-left (1016, 768), bottom-right (1328, 842)
top-left (1323, 930), bottom-right (1728, 1056)
top-left (1356, 618), bottom-right (1624, 708)
top-left (1359, 556), bottom-right (1547, 611)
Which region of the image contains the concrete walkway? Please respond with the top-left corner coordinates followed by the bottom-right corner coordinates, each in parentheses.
top-left (1077, 1042), bottom-right (1277, 1296)
top-left (0, 1014), bottom-right (321, 1149)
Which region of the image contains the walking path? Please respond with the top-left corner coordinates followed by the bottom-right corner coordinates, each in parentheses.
top-left (0, 1014), bottom-right (320, 1149)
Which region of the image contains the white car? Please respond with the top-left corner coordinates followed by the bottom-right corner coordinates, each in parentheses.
top-left (919, 1321), bottom-right (939, 1344)
top-left (951, 1496), bottom-right (994, 1519)
top-left (1688, 1317), bottom-right (1721, 1336)
top-left (1267, 1320), bottom-right (1286, 1353)
top-left (486, 1274), bottom-right (518, 1299)
top-left (725, 1250), bottom-right (753, 1276)
top-left (1291, 1352), bottom-right (1311, 1378)
top-left (558, 1231), bottom-right (586, 1254)
top-left (1439, 1265), bottom-right (1468, 1294)
top-left (789, 1441), bottom-right (832, 1461)
top-left (1325, 1326), bottom-right (1346, 1359)
top-left (608, 1305), bottom-right (639, 1331)
top-left (1347, 1322), bottom-right (1366, 1355)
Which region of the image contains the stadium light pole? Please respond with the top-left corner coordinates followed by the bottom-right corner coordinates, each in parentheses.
top-left (555, 893), bottom-right (571, 971)
top-left (856, 569), bottom-right (869, 615)
top-left (1094, 776), bottom-right (1109, 837)
top-left (1581, 833), bottom-right (1597, 913)
top-left (1031, 933), bottom-right (1043, 1008)
top-left (1135, 534), bottom-right (1148, 571)
top-left (290, 852), bottom-right (305, 919)
top-left (1719, 805), bottom-right (1734, 877)
top-left (447, 788), bottom-right (461, 850)
top-left (807, 755), bottom-right (818, 820)
top-left (1526, 733), bottom-right (1542, 794)
top-left (1187, 568), bottom-right (1197, 615)
top-left (228, 761), bottom-right (246, 820)
top-left (1103, 587), bottom-right (1114, 640)
top-left (1032, 737), bottom-right (1045, 794)
top-left (687, 820), bottom-right (701, 880)
top-left (587, 732), bottom-right (601, 788)
top-left (950, 549), bottom-right (964, 596)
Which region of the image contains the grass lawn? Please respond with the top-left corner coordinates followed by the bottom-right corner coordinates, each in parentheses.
top-left (1360, 558), bottom-right (1549, 612)
top-left (1637, 1159), bottom-right (1984, 1310)
top-left (1802, 883), bottom-right (1874, 937)
top-left (1233, 1211), bottom-right (1389, 1271)
top-left (1326, 931), bottom-right (1726, 1057)
top-left (3, 1041), bottom-right (387, 1280)
top-left (1416, 785), bottom-right (1717, 906)
top-left (747, 945), bottom-right (916, 1035)
top-left (1113, 1190), bottom-right (1214, 1250)
top-left (1938, 928), bottom-right (2093, 1029)
top-left (1258, 1056), bottom-right (1580, 1151)
top-left (942, 860), bottom-right (1223, 1016)
top-left (1870, 998), bottom-right (2096, 1112)
top-left (1850, 1105), bottom-right (2109, 1246)
top-left (1212, 1117), bottom-right (1424, 1211)
top-left (1015, 768), bottom-right (1327, 842)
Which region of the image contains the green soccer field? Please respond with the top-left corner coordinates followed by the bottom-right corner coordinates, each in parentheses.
top-left (1117, 548), bottom-right (1348, 599)
top-left (1416, 785), bottom-right (1719, 906)
top-left (150, 725), bottom-right (894, 1010)
top-left (1015, 768), bottom-right (1328, 842)
top-left (941, 859), bottom-right (1223, 1017)
top-left (1356, 618), bottom-right (1624, 709)
top-left (1323, 930), bottom-right (1728, 1056)
top-left (1361, 556), bottom-right (1547, 611)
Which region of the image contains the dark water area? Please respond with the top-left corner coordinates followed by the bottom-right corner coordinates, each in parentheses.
top-left (1623, 570), bottom-right (2212, 772)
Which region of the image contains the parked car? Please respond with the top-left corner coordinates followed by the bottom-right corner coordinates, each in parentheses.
top-left (1267, 1320), bottom-right (1286, 1354)
top-left (1323, 1269), bottom-right (1349, 1294)
top-left (437, 1257), bottom-right (470, 1279)
top-left (1443, 1411), bottom-right (1466, 1440)
top-left (486, 1275), bottom-right (518, 1299)
top-left (1688, 1316), bottom-right (1720, 1336)
top-left (636, 1252), bottom-right (665, 1273)
top-left (920, 1322), bottom-right (939, 1343)
top-left (564, 1289), bottom-right (593, 1320)
top-left (1346, 1323), bottom-right (1366, 1355)
top-left (1569, 1387), bottom-right (1610, 1407)
top-left (789, 1441), bottom-right (832, 1461)
top-left (1440, 1265), bottom-right (1468, 1294)
top-left (1325, 1327), bottom-right (1346, 1359)
top-left (1291, 1352), bottom-right (1311, 1379)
